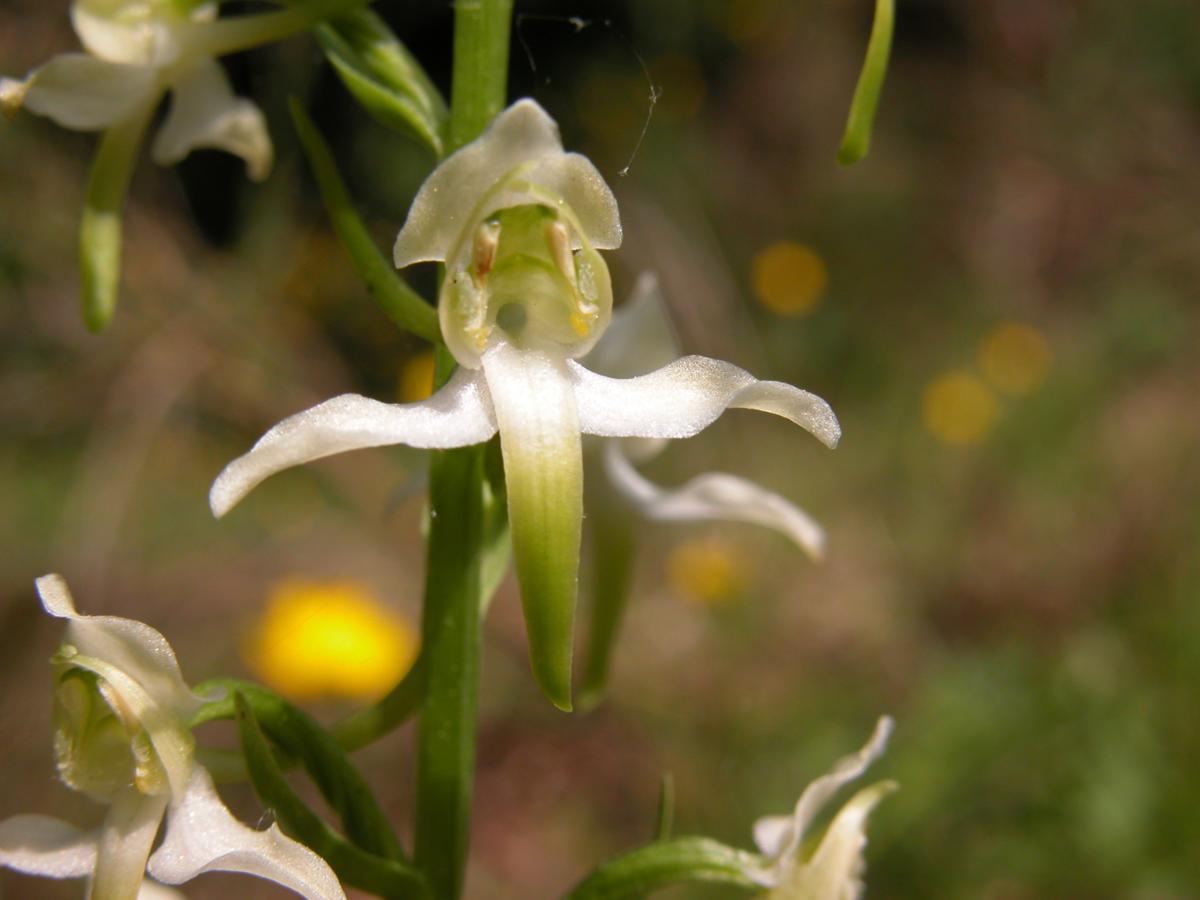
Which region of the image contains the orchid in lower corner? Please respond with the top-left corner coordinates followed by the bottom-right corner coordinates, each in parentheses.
top-left (209, 98), bottom-right (841, 711)
top-left (0, 575), bottom-right (346, 900)
top-left (748, 717), bottom-right (897, 900)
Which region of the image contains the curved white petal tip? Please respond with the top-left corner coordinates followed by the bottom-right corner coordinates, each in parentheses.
top-left (147, 768), bottom-right (347, 900)
top-left (573, 355), bottom-right (841, 448)
top-left (211, 372), bottom-right (497, 517)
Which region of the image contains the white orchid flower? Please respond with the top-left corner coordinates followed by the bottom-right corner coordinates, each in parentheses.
top-left (747, 717), bottom-right (896, 900)
top-left (0, 575), bottom-right (346, 900)
top-left (585, 272), bottom-right (829, 559)
top-left (208, 99), bottom-right (840, 710)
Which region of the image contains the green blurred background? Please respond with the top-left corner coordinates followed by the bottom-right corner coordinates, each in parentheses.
top-left (3, 0), bottom-right (1200, 897)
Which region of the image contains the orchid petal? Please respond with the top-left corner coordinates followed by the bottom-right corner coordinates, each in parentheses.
top-left (571, 356), bottom-right (841, 448)
top-left (12, 54), bottom-right (159, 130)
top-left (151, 57), bottom-right (272, 181)
top-left (210, 367), bottom-right (496, 517)
top-left (482, 338), bottom-right (583, 711)
top-left (147, 767), bottom-right (347, 900)
top-left (583, 271), bottom-right (680, 378)
top-left (751, 717), bottom-right (893, 881)
top-left (92, 787), bottom-right (169, 900)
top-left (393, 99), bottom-right (621, 268)
top-left (0, 815), bottom-right (97, 879)
top-left (771, 781), bottom-right (897, 900)
top-left (36, 576), bottom-right (206, 724)
top-left (71, 4), bottom-right (180, 66)
top-left (751, 815), bottom-right (794, 862)
top-left (603, 442), bottom-right (826, 559)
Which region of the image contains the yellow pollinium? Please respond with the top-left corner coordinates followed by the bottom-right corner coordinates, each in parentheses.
top-left (245, 579), bottom-right (419, 701)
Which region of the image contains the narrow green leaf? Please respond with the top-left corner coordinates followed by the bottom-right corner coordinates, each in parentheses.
top-left (79, 103), bottom-right (155, 332)
top-left (565, 837), bottom-right (761, 900)
top-left (317, 9), bottom-right (448, 156)
top-left (654, 774), bottom-right (675, 843)
top-left (234, 693), bottom-right (431, 898)
top-left (838, 0), bottom-right (895, 166)
top-left (330, 654), bottom-right (426, 752)
top-left (288, 98), bottom-right (441, 342)
top-left (199, 679), bottom-right (403, 861)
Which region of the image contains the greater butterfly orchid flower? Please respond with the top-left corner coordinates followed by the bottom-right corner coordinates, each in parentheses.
top-left (209, 99), bottom-right (840, 710)
top-left (747, 717), bottom-right (896, 900)
top-left (0, 575), bottom-right (346, 900)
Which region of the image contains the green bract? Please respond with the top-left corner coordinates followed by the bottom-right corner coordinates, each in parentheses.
top-left (210, 99), bottom-right (841, 712)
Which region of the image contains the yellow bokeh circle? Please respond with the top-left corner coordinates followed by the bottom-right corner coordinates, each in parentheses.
top-left (751, 242), bottom-right (828, 316)
top-left (922, 371), bottom-right (998, 446)
top-left (978, 322), bottom-right (1051, 395)
top-left (398, 350), bottom-right (435, 403)
top-left (667, 537), bottom-right (745, 606)
top-left (245, 579), bottom-right (419, 701)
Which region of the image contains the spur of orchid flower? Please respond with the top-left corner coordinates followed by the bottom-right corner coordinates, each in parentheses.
top-left (0, 575), bottom-right (346, 900)
top-left (209, 98), bottom-right (841, 711)
top-left (746, 716), bottom-right (897, 899)
top-left (584, 272), bottom-right (828, 559)
top-left (0, 0), bottom-right (352, 328)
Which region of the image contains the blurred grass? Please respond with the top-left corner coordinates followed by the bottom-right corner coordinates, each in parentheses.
top-left (3, 1), bottom-right (1200, 898)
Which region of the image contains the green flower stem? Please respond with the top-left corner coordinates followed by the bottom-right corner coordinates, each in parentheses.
top-left (186, 0), bottom-right (372, 59)
top-left (446, 0), bottom-right (515, 153)
top-left (837, 0), bottom-right (895, 165)
top-left (80, 101), bottom-right (156, 332)
top-left (289, 99), bottom-right (441, 342)
top-left (412, 4), bottom-right (512, 895)
top-left (412, 429), bottom-right (486, 900)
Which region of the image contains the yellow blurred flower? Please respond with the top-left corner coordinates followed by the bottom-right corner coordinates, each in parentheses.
top-left (667, 536), bottom-right (746, 605)
top-left (922, 370), bottom-right (998, 445)
top-left (978, 322), bottom-right (1051, 394)
top-left (751, 242), bottom-right (828, 316)
top-left (398, 350), bottom-right (435, 402)
top-left (245, 579), bottom-right (418, 701)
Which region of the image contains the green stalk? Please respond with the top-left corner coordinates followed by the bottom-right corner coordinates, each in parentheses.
top-left (412, 4), bottom-right (512, 896)
top-left (837, 0), bottom-right (895, 166)
top-left (446, 0), bottom-right (514, 154)
top-left (185, 0), bottom-right (372, 59)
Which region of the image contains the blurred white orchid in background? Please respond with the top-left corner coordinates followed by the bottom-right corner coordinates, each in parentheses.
top-left (208, 99), bottom-right (840, 710)
top-left (0, 575), bottom-right (346, 900)
top-left (747, 717), bottom-right (897, 900)
top-left (0, 0), bottom-right (291, 180)
top-left (0, 0), bottom-right (361, 329)
top-left (584, 272), bottom-right (829, 560)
